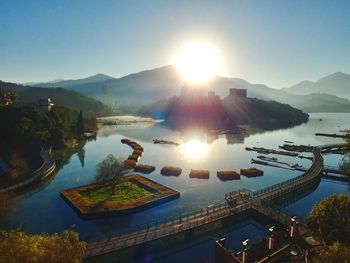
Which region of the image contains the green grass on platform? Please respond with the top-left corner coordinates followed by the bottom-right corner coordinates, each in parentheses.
top-left (80, 181), bottom-right (152, 203)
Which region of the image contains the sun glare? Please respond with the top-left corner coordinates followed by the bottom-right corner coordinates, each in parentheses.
top-left (181, 139), bottom-right (208, 160)
top-left (175, 43), bottom-right (221, 84)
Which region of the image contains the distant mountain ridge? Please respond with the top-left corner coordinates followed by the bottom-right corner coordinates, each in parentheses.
top-left (0, 80), bottom-right (112, 116)
top-left (35, 73), bottom-right (114, 88)
top-left (26, 66), bottom-right (350, 113)
top-left (283, 72), bottom-right (350, 99)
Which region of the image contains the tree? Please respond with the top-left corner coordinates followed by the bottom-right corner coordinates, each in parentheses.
top-left (77, 147), bottom-right (85, 168)
top-left (77, 110), bottom-right (84, 137)
top-left (94, 154), bottom-right (128, 194)
top-left (307, 193), bottom-right (350, 244)
top-left (313, 242), bottom-right (350, 263)
top-left (0, 229), bottom-right (86, 263)
top-left (0, 192), bottom-right (16, 219)
top-left (339, 138), bottom-right (350, 172)
top-left (340, 155), bottom-right (350, 172)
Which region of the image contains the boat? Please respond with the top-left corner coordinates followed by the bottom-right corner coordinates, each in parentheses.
top-left (153, 139), bottom-right (180, 146)
top-left (257, 155), bottom-right (278, 162)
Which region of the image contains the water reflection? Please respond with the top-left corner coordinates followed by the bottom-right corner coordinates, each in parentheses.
top-left (181, 139), bottom-right (208, 160)
top-left (226, 133), bottom-right (245, 144)
top-left (102, 123), bottom-right (251, 148)
top-left (2, 113), bottom-right (350, 244)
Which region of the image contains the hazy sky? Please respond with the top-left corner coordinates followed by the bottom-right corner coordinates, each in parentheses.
top-left (1, 0), bottom-right (349, 88)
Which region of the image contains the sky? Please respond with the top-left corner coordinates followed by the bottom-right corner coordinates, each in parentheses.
top-left (1, 0), bottom-right (350, 88)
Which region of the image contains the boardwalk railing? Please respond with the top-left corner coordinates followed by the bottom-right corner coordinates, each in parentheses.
top-left (84, 147), bottom-right (324, 258)
top-left (84, 200), bottom-right (234, 242)
top-left (84, 202), bottom-right (255, 258)
top-left (0, 147), bottom-right (56, 194)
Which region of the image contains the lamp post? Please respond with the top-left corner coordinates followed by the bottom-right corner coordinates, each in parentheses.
top-left (267, 225), bottom-right (275, 258)
top-left (289, 216), bottom-right (299, 239)
top-left (241, 238), bottom-right (249, 263)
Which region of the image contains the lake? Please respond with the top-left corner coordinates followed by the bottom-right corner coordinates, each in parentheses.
top-left (1, 113), bottom-right (349, 262)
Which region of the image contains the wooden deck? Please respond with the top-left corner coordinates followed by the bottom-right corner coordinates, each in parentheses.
top-left (84, 146), bottom-right (325, 259)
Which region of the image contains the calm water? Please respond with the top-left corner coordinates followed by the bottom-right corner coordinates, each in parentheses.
top-left (1, 113), bottom-right (350, 261)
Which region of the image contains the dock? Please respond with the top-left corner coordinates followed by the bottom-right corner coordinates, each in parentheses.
top-left (279, 144), bottom-right (314, 153)
top-left (251, 144), bottom-right (350, 181)
top-left (83, 146), bottom-right (325, 259)
top-left (315, 132), bottom-right (350, 139)
top-left (245, 147), bottom-right (298, 157)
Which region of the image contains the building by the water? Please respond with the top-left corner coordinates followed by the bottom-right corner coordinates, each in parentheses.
top-left (38, 98), bottom-right (54, 112)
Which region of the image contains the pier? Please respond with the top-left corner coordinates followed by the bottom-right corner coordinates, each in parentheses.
top-left (315, 132), bottom-right (350, 139)
top-left (245, 147), bottom-right (298, 157)
top-left (252, 143), bottom-right (350, 180)
top-left (83, 146), bottom-right (324, 259)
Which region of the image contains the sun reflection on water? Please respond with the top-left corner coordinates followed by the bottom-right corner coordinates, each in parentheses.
top-left (181, 139), bottom-right (208, 160)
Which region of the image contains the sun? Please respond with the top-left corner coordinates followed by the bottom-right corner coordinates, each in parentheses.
top-left (175, 42), bottom-right (222, 84)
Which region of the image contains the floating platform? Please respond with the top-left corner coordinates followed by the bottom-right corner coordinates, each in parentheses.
top-left (217, 171), bottom-right (240, 181)
top-left (161, 166), bottom-right (182, 176)
top-left (124, 159), bottom-right (137, 169)
top-left (60, 174), bottom-right (180, 219)
top-left (121, 138), bottom-right (144, 168)
top-left (134, 164), bottom-right (156, 174)
top-left (128, 154), bottom-right (140, 162)
top-left (240, 167), bottom-right (264, 177)
top-left (121, 138), bottom-right (144, 151)
top-left (189, 169), bottom-right (210, 179)
top-left (132, 150), bottom-right (143, 157)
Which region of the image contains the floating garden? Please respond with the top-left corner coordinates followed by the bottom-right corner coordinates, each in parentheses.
top-left (120, 138), bottom-right (265, 181)
top-left (217, 170), bottom-right (240, 181)
top-left (124, 159), bottom-right (137, 168)
top-left (134, 164), bottom-right (156, 174)
top-left (161, 166), bottom-right (182, 176)
top-left (79, 181), bottom-right (151, 203)
top-left (240, 167), bottom-right (264, 177)
top-left (60, 174), bottom-right (180, 219)
top-left (121, 138), bottom-right (144, 169)
top-left (189, 169), bottom-right (210, 179)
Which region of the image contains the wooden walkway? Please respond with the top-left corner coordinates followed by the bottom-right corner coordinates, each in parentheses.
top-left (254, 143), bottom-right (349, 177)
top-left (84, 147), bottom-right (324, 259)
top-left (0, 147), bottom-right (56, 194)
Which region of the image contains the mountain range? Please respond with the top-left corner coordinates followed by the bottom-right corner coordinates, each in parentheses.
top-left (19, 66), bottom-right (350, 113)
top-left (0, 80), bottom-right (112, 116)
top-left (283, 72), bottom-right (350, 99)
